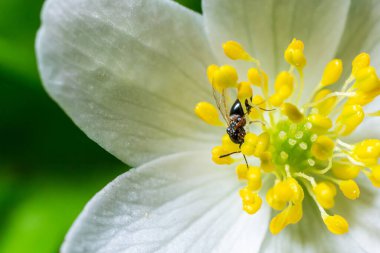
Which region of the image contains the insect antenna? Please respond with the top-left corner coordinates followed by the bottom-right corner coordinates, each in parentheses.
top-left (258, 107), bottom-right (276, 112)
top-left (249, 120), bottom-right (266, 126)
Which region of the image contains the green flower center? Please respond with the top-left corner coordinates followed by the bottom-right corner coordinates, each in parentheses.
top-left (270, 119), bottom-right (317, 174)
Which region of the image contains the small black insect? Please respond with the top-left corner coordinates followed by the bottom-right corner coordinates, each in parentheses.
top-left (210, 84), bottom-right (271, 166)
top-left (226, 99), bottom-right (252, 146)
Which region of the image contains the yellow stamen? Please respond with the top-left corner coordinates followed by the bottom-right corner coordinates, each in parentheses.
top-left (307, 114), bottom-right (333, 133)
top-left (207, 64), bottom-right (219, 84)
top-left (353, 66), bottom-right (380, 93)
top-left (323, 215), bottom-right (349, 235)
top-left (221, 134), bottom-right (241, 153)
top-left (284, 38), bottom-right (306, 70)
top-left (338, 180), bottom-right (360, 200)
top-left (352, 52), bottom-right (370, 77)
top-left (311, 136), bottom-right (335, 161)
top-left (241, 133), bottom-right (258, 156)
top-left (254, 132), bottom-right (270, 157)
top-left (335, 104), bottom-right (364, 136)
top-left (223, 41), bottom-right (252, 61)
top-left (281, 103), bottom-right (304, 123)
top-left (331, 162), bottom-right (361, 180)
top-left (314, 182), bottom-right (337, 209)
top-left (353, 139), bottom-right (380, 159)
top-left (266, 187), bottom-right (287, 211)
top-left (260, 152), bottom-right (275, 172)
top-left (321, 59), bottom-right (343, 87)
top-left (369, 165), bottom-right (380, 187)
top-left (246, 166), bottom-right (262, 191)
top-left (313, 89), bottom-right (337, 115)
top-left (270, 203), bottom-right (303, 234)
top-left (240, 188), bottom-right (262, 215)
top-left (211, 146), bottom-right (234, 165)
top-left (212, 65), bottom-right (238, 90)
top-left (236, 164), bottom-right (249, 180)
top-left (237, 81), bottom-right (253, 101)
top-left (194, 102), bottom-right (224, 126)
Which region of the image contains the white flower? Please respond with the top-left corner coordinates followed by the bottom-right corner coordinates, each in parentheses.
top-left (36, 0), bottom-right (380, 252)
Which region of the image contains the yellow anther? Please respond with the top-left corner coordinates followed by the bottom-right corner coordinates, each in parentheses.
top-left (269, 203), bottom-right (303, 235)
top-left (307, 114), bottom-right (333, 133)
top-left (254, 132), bottom-right (270, 157)
top-left (286, 203), bottom-right (303, 224)
top-left (245, 133), bottom-right (259, 144)
top-left (239, 187), bottom-right (253, 202)
top-left (284, 38), bottom-right (306, 69)
top-left (323, 215), bottom-right (349, 235)
top-left (273, 181), bottom-right (293, 202)
top-left (274, 71), bottom-right (294, 99)
top-left (236, 164), bottom-right (249, 180)
top-left (339, 180), bottom-right (360, 200)
top-left (213, 65), bottom-right (238, 90)
top-left (286, 178), bottom-right (304, 203)
top-left (266, 187), bottom-right (287, 211)
top-left (240, 188), bottom-right (262, 215)
top-left (223, 41), bottom-right (251, 61)
top-left (211, 146), bottom-right (234, 165)
top-left (335, 104), bottom-right (364, 136)
top-left (311, 135), bottom-right (335, 161)
top-left (352, 52), bottom-right (370, 77)
top-left (321, 59), bottom-right (343, 87)
top-left (353, 139), bottom-right (380, 159)
top-left (237, 82), bottom-right (253, 101)
top-left (241, 143), bottom-right (255, 156)
top-left (252, 95), bottom-right (265, 105)
top-left (247, 68), bottom-right (268, 87)
top-left (353, 66), bottom-right (380, 93)
top-left (332, 162), bottom-right (361, 180)
top-left (246, 166), bottom-right (262, 191)
top-left (369, 165), bottom-right (380, 187)
top-left (242, 197), bottom-right (262, 215)
top-left (241, 133), bottom-right (258, 156)
top-left (314, 182), bottom-right (337, 209)
top-left (243, 203), bottom-right (261, 215)
top-left (281, 103), bottom-right (304, 123)
top-left (260, 151), bottom-right (275, 172)
top-left (221, 134), bottom-right (240, 153)
top-left (194, 102), bottom-right (224, 126)
top-left (313, 89), bottom-right (337, 115)
top-left (353, 139), bottom-right (380, 165)
top-left (347, 89), bottom-right (380, 106)
top-left (269, 93), bottom-right (285, 107)
top-left (249, 95), bottom-right (265, 119)
top-left (269, 209), bottom-right (288, 235)
top-left (207, 64), bottom-right (219, 84)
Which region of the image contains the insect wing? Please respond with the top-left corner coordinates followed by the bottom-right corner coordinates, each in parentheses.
top-left (211, 86), bottom-right (229, 124)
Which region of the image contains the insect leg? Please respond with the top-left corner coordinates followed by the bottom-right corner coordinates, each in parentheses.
top-left (243, 154), bottom-right (249, 168)
top-left (219, 151), bottom-right (241, 158)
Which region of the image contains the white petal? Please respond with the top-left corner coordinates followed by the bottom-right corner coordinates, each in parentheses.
top-left (36, 0), bottom-right (219, 167)
top-left (203, 0), bottom-right (350, 97)
top-left (61, 151), bottom-right (270, 253)
top-left (259, 197), bottom-right (367, 253)
top-left (335, 0), bottom-right (380, 74)
top-left (334, 176), bottom-right (380, 252)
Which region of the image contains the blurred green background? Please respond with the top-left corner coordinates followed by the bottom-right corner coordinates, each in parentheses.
top-left (0, 0), bottom-right (201, 252)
